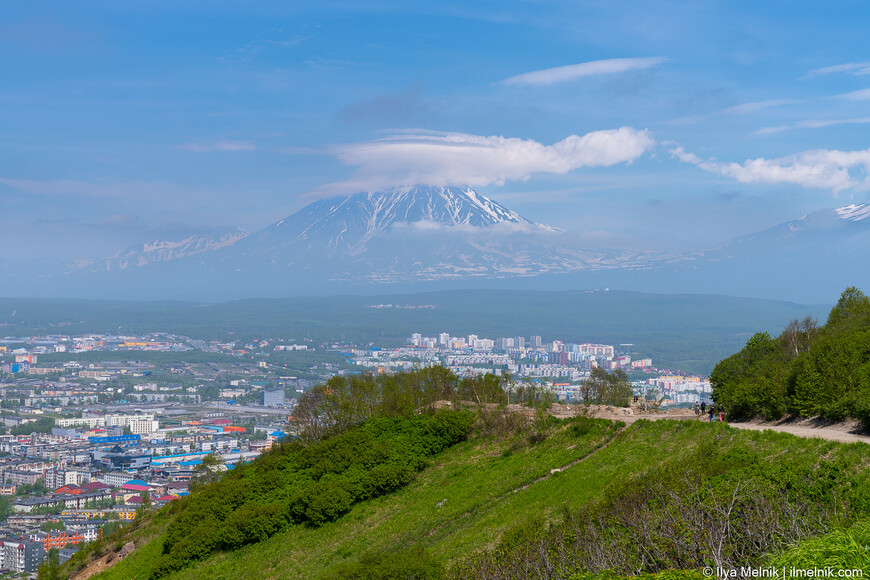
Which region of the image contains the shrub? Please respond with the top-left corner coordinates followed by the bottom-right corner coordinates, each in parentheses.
top-left (221, 502), bottom-right (288, 549)
top-left (289, 480), bottom-right (358, 526)
top-left (331, 547), bottom-right (444, 580)
top-left (360, 464), bottom-right (414, 499)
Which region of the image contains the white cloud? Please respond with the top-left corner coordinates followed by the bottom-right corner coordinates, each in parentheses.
top-left (502, 57), bottom-right (666, 87)
top-left (321, 128), bottom-right (655, 193)
top-left (837, 88), bottom-right (870, 101)
top-left (720, 99), bottom-right (796, 114)
top-left (753, 126), bottom-right (791, 135)
top-left (177, 139), bottom-right (256, 152)
top-left (806, 61), bottom-right (870, 77)
top-left (670, 146), bottom-right (870, 192)
top-left (664, 99), bottom-right (795, 127)
top-left (755, 117), bottom-right (870, 135)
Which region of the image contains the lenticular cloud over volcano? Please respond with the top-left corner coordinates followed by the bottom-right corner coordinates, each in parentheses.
top-left (322, 128), bottom-right (655, 193)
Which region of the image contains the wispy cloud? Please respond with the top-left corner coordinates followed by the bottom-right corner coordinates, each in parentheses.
top-left (664, 98), bottom-right (795, 126)
top-left (216, 33), bottom-right (312, 65)
top-left (177, 139), bottom-right (256, 152)
top-left (670, 146), bottom-right (870, 192)
top-left (806, 61), bottom-right (870, 77)
top-left (502, 57), bottom-right (666, 87)
top-left (719, 99), bottom-right (797, 115)
top-left (836, 88), bottom-right (870, 101)
top-left (318, 128), bottom-right (655, 194)
top-left (756, 117), bottom-right (870, 135)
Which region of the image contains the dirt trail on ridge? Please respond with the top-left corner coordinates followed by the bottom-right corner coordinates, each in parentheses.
top-left (596, 408), bottom-right (870, 445)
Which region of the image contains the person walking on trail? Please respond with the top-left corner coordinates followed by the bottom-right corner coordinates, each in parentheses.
top-left (708, 405), bottom-right (715, 423)
top-left (694, 401), bottom-right (700, 417)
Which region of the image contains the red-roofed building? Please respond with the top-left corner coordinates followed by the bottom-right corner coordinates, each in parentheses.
top-left (54, 485), bottom-right (81, 496)
top-left (120, 483), bottom-right (150, 492)
top-left (80, 482), bottom-right (111, 492)
top-left (207, 418), bottom-right (232, 425)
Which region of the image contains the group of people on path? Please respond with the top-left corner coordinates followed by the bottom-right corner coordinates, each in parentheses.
top-left (695, 401), bottom-right (725, 423)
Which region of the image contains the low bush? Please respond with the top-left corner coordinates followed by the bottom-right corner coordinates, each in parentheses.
top-left (331, 547), bottom-right (444, 580)
top-left (150, 409), bottom-right (476, 577)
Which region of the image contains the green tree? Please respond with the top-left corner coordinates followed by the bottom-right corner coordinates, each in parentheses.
top-left (11, 416), bottom-right (55, 435)
top-left (827, 286), bottom-right (870, 327)
top-left (40, 521), bottom-right (65, 532)
top-left (598, 369), bottom-right (633, 407)
top-left (0, 495), bottom-right (12, 519)
top-left (37, 548), bottom-right (61, 580)
top-left (190, 453), bottom-right (226, 491)
top-left (135, 490), bottom-right (153, 521)
top-left (581, 367), bottom-right (607, 404)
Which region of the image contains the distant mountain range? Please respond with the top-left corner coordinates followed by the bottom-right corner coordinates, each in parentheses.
top-left (2, 186), bottom-right (869, 302)
top-left (72, 227), bottom-right (249, 272)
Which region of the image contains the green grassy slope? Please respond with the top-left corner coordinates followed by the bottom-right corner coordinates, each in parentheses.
top-left (93, 418), bottom-right (870, 580)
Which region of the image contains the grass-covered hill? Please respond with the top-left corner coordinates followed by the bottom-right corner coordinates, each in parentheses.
top-left (711, 286), bottom-right (870, 428)
top-left (61, 369), bottom-right (870, 580)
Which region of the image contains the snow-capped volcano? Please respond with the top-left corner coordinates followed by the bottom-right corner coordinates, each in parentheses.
top-left (226, 185), bottom-right (634, 280)
top-left (835, 203), bottom-right (870, 222)
top-left (8, 185), bottom-right (663, 299)
top-left (243, 185), bottom-right (557, 256)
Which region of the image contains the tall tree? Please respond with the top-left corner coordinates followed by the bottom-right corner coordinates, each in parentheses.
top-left (190, 453), bottom-right (226, 490)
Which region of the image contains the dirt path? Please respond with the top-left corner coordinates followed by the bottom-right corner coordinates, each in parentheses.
top-left (490, 401), bottom-right (870, 445)
top-left (602, 410), bottom-right (870, 445)
top-left (511, 422), bottom-right (626, 494)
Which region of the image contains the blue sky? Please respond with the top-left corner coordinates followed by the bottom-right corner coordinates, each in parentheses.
top-left (2, 1), bottom-right (870, 258)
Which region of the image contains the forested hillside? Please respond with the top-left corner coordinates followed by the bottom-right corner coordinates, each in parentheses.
top-left (711, 286), bottom-right (870, 427)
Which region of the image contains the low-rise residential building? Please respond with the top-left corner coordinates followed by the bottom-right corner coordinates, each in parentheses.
top-left (0, 538), bottom-right (44, 573)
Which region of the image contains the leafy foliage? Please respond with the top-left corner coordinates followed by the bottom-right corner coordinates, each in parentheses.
top-left (150, 407), bottom-right (475, 578)
top-left (189, 453), bottom-right (225, 491)
top-left (711, 287), bottom-right (870, 427)
top-left (583, 367), bottom-right (634, 406)
top-left (292, 366), bottom-right (506, 443)
top-left (11, 416), bottom-right (55, 434)
top-left (766, 519), bottom-right (870, 570)
top-left (331, 546), bottom-right (444, 579)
